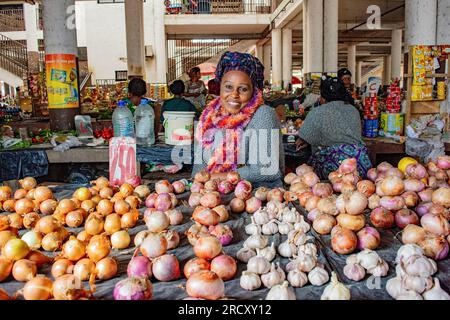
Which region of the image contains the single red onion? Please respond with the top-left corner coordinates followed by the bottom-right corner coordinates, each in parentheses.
top-left (226, 172), bottom-right (240, 185)
top-left (295, 164), bottom-right (314, 176)
top-left (370, 207), bottom-right (395, 228)
top-left (402, 191), bottom-right (420, 208)
top-left (404, 179), bottom-right (426, 192)
top-left (416, 202), bottom-right (433, 217)
top-left (125, 175), bottom-right (142, 188)
top-left (367, 168), bottom-right (378, 182)
top-left (418, 189), bottom-right (433, 202)
top-left (357, 226), bottom-right (381, 250)
top-left (307, 208), bottom-right (321, 222)
top-left (245, 197), bottom-right (262, 214)
top-left (191, 182), bottom-right (204, 194)
top-left (145, 193), bottom-right (158, 208)
top-left (380, 196), bottom-right (405, 211)
top-left (234, 180), bottom-right (252, 200)
top-left (332, 181), bottom-right (343, 193)
top-left (188, 192), bottom-right (202, 207)
top-left (218, 180), bottom-right (234, 194)
top-left (421, 213), bottom-right (449, 236)
top-left (152, 254), bottom-right (180, 282)
top-left (436, 156), bottom-right (450, 170)
top-left (208, 224), bottom-right (233, 246)
top-left (267, 188), bottom-right (284, 203)
top-left (172, 181), bottom-right (186, 194)
top-left (338, 158), bottom-right (357, 174)
top-left (155, 193), bottom-right (172, 211)
top-left (419, 236), bottom-right (449, 260)
top-left (395, 209), bottom-right (419, 229)
top-left (386, 168), bottom-right (405, 179)
top-left (127, 256), bottom-right (152, 278)
top-left (155, 180), bottom-right (174, 194)
top-left (312, 183), bottom-right (333, 198)
top-left (406, 163), bottom-right (428, 179)
top-left (377, 162), bottom-right (393, 174)
top-left (114, 277), bottom-right (152, 300)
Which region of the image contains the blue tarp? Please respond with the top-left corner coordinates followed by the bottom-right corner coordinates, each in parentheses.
top-left (0, 149), bottom-right (48, 182)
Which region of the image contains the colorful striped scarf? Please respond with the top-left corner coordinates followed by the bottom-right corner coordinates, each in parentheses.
top-left (195, 90), bottom-right (264, 173)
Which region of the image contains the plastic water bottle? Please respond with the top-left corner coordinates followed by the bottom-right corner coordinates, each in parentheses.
top-left (112, 100), bottom-right (135, 137)
top-left (134, 98), bottom-right (155, 146)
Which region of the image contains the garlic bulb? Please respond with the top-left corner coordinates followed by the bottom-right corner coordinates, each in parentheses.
top-left (236, 247), bottom-right (256, 263)
top-left (278, 240), bottom-right (297, 258)
top-left (277, 221), bottom-right (294, 235)
top-left (282, 208), bottom-right (300, 224)
top-left (244, 227), bottom-right (268, 250)
top-left (402, 275), bottom-right (433, 294)
top-left (254, 209), bottom-right (270, 225)
top-left (266, 201), bottom-right (284, 218)
top-left (343, 263), bottom-right (366, 282)
top-left (266, 281), bottom-right (296, 300)
top-left (261, 263), bottom-right (285, 289)
top-left (346, 254), bottom-right (358, 265)
top-left (291, 252), bottom-right (317, 273)
top-left (247, 256), bottom-right (271, 274)
top-left (288, 230), bottom-right (313, 246)
top-left (298, 243), bottom-right (318, 257)
top-left (308, 266), bottom-right (329, 286)
top-left (287, 269), bottom-right (308, 288)
top-left (240, 271), bottom-right (261, 291)
top-left (245, 217), bottom-right (259, 235)
top-left (367, 260), bottom-right (389, 277)
top-left (357, 249), bottom-right (381, 270)
top-left (395, 264), bottom-right (407, 279)
top-left (257, 242), bottom-right (276, 262)
top-left (396, 290), bottom-right (423, 300)
top-left (402, 254), bottom-right (436, 277)
top-left (386, 276), bottom-right (408, 299)
top-left (294, 218), bottom-right (311, 233)
top-left (261, 220), bottom-right (278, 235)
top-left (422, 278), bottom-right (450, 300)
top-left (395, 244), bottom-right (424, 264)
top-left (321, 272), bottom-right (350, 300)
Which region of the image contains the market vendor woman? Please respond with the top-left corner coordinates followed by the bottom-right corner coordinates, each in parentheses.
top-left (192, 51), bottom-right (284, 188)
top-left (296, 77), bottom-right (371, 179)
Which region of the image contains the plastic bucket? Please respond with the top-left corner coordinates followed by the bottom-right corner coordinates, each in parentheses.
top-left (163, 111), bottom-right (196, 145)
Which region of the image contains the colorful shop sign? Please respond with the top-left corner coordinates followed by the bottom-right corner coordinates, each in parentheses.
top-left (45, 54), bottom-right (79, 109)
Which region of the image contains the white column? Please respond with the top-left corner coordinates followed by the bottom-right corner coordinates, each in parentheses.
top-left (302, 0), bottom-right (309, 74)
top-left (405, 0), bottom-right (437, 48)
top-left (391, 29), bottom-right (403, 81)
top-left (0, 82), bottom-right (5, 97)
top-left (356, 61), bottom-right (362, 87)
top-left (383, 55), bottom-right (392, 84)
top-left (282, 28), bottom-right (292, 90)
top-left (271, 28), bottom-right (283, 90)
top-left (154, 0), bottom-right (167, 83)
top-left (347, 44), bottom-right (356, 82)
top-left (255, 44), bottom-right (264, 62)
top-left (125, 0), bottom-right (145, 78)
top-left (263, 43), bottom-right (271, 83)
top-left (306, 0), bottom-right (323, 73)
top-left (323, 0), bottom-right (338, 74)
top-left (437, 0), bottom-right (450, 45)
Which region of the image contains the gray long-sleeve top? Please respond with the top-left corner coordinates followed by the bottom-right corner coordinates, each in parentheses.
top-left (192, 104), bottom-right (285, 185)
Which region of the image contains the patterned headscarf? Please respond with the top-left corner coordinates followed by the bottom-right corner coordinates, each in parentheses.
top-left (215, 51), bottom-right (265, 90)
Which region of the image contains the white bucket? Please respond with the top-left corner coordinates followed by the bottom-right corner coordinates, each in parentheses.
top-left (163, 111), bottom-right (196, 145)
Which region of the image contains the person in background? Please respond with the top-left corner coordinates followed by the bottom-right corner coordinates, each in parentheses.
top-left (338, 68), bottom-right (355, 106)
top-left (192, 51), bottom-right (284, 188)
top-left (125, 78), bottom-right (153, 114)
top-left (205, 78), bottom-right (220, 106)
top-left (296, 77), bottom-right (371, 179)
top-left (184, 66), bottom-right (207, 112)
top-left (159, 80), bottom-right (198, 132)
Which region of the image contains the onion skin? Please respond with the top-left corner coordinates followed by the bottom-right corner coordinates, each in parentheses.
top-left (402, 191), bottom-right (420, 208)
top-left (367, 168), bottom-right (378, 182)
top-left (95, 257), bottom-right (118, 280)
top-left (370, 207), bottom-right (395, 229)
top-left (420, 213), bottom-right (449, 237)
top-left (357, 227), bottom-right (381, 250)
top-left (0, 256), bottom-right (13, 282)
top-left (419, 236), bottom-right (449, 260)
top-left (152, 254), bottom-right (180, 282)
top-left (209, 224), bottom-right (233, 246)
top-left (339, 158), bottom-right (357, 174)
top-left (312, 183), bottom-right (333, 198)
top-left (380, 196), bottom-right (405, 211)
top-left (245, 197), bottom-right (262, 214)
top-left (155, 180), bottom-right (174, 194)
top-left (183, 258), bottom-right (211, 279)
top-left (313, 214), bottom-right (336, 235)
top-left (406, 163), bottom-right (428, 179)
top-left (140, 233), bottom-right (168, 259)
top-left (53, 274), bottom-right (88, 300)
top-left (213, 205), bottom-right (229, 223)
top-left (186, 270), bottom-right (224, 300)
top-left (195, 171), bottom-right (210, 184)
top-left (128, 256), bottom-right (152, 279)
top-left (357, 180), bottom-right (376, 197)
top-left (230, 198), bottom-right (245, 213)
top-left (26, 250), bottom-right (53, 267)
top-left (234, 181), bottom-right (253, 200)
top-left (51, 259), bottom-right (74, 278)
top-left (210, 255), bottom-right (237, 281)
top-left (402, 225), bottom-right (427, 245)
top-left (114, 277), bottom-right (152, 300)
top-left (73, 259), bottom-right (95, 281)
top-left (432, 188), bottom-right (450, 208)
top-left (23, 276), bottom-right (53, 300)
top-left (193, 236), bottom-right (222, 260)
top-left (3, 238), bottom-right (30, 261)
top-left (218, 180), bottom-right (234, 194)
top-left (86, 235), bottom-right (111, 262)
top-left (337, 213), bottom-right (365, 231)
top-left (155, 193), bottom-right (172, 212)
top-left (200, 192), bottom-right (221, 209)
top-left (193, 207), bottom-right (220, 227)
top-left (226, 171), bottom-right (240, 185)
top-left (395, 209), bottom-right (419, 229)
top-left (380, 176), bottom-right (405, 196)
top-left (331, 227), bottom-right (357, 254)
top-left (14, 198), bottom-right (35, 215)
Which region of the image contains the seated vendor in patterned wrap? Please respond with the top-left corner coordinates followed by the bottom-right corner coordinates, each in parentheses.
top-left (192, 51), bottom-right (285, 188)
top-left (296, 77), bottom-right (372, 179)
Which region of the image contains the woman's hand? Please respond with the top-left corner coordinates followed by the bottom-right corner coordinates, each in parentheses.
top-left (295, 138), bottom-right (309, 151)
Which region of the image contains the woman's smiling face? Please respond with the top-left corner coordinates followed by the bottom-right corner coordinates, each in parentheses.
top-left (220, 70), bottom-right (254, 114)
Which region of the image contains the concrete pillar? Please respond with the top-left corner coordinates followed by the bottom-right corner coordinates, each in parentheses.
top-left (0, 82), bottom-right (5, 97)
top-left (125, 0), bottom-right (145, 78)
top-left (323, 0), bottom-right (338, 74)
top-left (356, 61), bottom-right (362, 88)
top-left (391, 29), bottom-right (403, 81)
top-left (42, 0), bottom-right (79, 131)
top-left (24, 3), bottom-right (40, 74)
top-left (282, 28), bottom-right (292, 90)
top-left (154, 0), bottom-right (167, 83)
top-left (255, 44), bottom-right (264, 63)
top-left (271, 28), bottom-right (283, 90)
top-left (437, 0), bottom-right (450, 44)
top-left (347, 44), bottom-right (356, 82)
top-left (382, 55), bottom-right (392, 84)
top-left (302, 0), bottom-right (308, 74)
top-left (263, 43), bottom-right (271, 83)
top-left (306, 0), bottom-right (323, 73)
top-left (405, 0), bottom-right (437, 48)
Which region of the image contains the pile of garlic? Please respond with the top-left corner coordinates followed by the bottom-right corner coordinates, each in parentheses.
top-left (238, 201), bottom-right (330, 293)
top-left (343, 249), bottom-right (389, 282)
top-left (386, 244), bottom-right (450, 300)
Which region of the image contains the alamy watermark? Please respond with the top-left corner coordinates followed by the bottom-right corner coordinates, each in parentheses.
top-left (366, 5), bottom-right (381, 30)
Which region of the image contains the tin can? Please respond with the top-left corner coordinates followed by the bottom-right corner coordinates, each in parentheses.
top-left (380, 113), bottom-right (404, 136)
top-left (363, 115), bottom-right (379, 138)
top-left (437, 82), bottom-right (446, 100)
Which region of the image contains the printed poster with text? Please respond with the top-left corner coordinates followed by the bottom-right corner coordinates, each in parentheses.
top-left (45, 54), bottom-right (79, 109)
